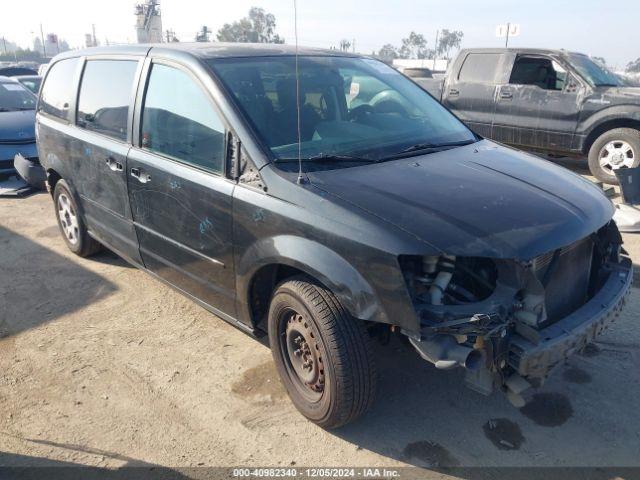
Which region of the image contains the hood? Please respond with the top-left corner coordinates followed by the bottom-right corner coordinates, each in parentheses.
top-left (0, 110), bottom-right (36, 142)
top-left (592, 86), bottom-right (640, 103)
top-left (603, 86), bottom-right (640, 96)
top-left (307, 141), bottom-right (614, 259)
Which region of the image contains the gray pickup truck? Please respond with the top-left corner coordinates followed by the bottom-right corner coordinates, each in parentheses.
top-left (418, 48), bottom-right (640, 184)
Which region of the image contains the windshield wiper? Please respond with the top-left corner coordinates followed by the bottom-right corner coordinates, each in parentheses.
top-left (399, 139), bottom-right (477, 154)
top-left (276, 153), bottom-right (377, 163)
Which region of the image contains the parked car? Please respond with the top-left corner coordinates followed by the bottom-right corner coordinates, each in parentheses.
top-left (37, 44), bottom-right (632, 428)
top-left (14, 75), bottom-right (43, 95)
top-left (398, 67), bottom-right (439, 93)
top-left (419, 48), bottom-right (640, 184)
top-left (401, 67), bottom-right (434, 79)
top-left (0, 67), bottom-right (38, 76)
top-left (0, 76), bottom-right (38, 178)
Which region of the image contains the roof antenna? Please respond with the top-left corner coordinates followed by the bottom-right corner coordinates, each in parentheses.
top-left (293, 0), bottom-right (306, 184)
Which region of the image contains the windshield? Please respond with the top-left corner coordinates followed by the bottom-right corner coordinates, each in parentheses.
top-left (569, 54), bottom-right (624, 87)
top-left (0, 81), bottom-right (36, 111)
top-left (209, 56), bottom-right (476, 168)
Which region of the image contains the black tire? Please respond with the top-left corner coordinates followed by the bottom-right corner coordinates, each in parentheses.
top-left (268, 276), bottom-right (377, 429)
top-left (53, 180), bottom-right (102, 257)
top-left (588, 128), bottom-right (640, 185)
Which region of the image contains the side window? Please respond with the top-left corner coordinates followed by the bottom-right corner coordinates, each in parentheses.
top-left (458, 54), bottom-right (502, 83)
top-left (39, 57), bottom-right (79, 120)
top-left (509, 56), bottom-right (567, 91)
top-left (77, 60), bottom-right (139, 141)
top-left (141, 63), bottom-right (226, 173)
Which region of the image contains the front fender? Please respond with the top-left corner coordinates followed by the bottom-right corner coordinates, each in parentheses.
top-left (579, 104), bottom-right (640, 140)
top-left (236, 234), bottom-right (388, 327)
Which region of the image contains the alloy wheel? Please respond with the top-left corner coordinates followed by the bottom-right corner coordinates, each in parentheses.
top-left (57, 193), bottom-right (79, 245)
top-left (599, 140), bottom-right (636, 172)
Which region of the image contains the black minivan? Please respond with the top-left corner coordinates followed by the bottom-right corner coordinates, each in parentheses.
top-left (37, 43), bottom-right (632, 428)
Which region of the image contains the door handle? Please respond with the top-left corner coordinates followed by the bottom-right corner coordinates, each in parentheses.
top-left (130, 167), bottom-right (151, 184)
top-left (500, 90), bottom-right (513, 99)
top-left (449, 88), bottom-right (460, 96)
top-left (106, 156), bottom-right (123, 172)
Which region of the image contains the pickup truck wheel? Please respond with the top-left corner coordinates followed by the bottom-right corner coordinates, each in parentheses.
top-left (588, 128), bottom-right (640, 184)
top-left (53, 180), bottom-right (102, 257)
top-left (268, 276), bottom-right (376, 429)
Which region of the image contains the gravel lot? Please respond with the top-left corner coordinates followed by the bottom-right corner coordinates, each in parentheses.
top-left (1, 169), bottom-right (640, 477)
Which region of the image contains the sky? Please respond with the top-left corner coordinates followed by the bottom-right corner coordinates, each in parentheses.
top-left (2, 0), bottom-right (638, 69)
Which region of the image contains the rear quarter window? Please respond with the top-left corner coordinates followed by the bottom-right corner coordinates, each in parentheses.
top-left (458, 53), bottom-right (502, 83)
top-left (39, 57), bottom-right (80, 120)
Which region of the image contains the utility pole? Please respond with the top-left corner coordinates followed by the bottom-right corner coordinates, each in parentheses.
top-left (1, 37), bottom-right (6, 55)
top-left (40, 24), bottom-right (46, 57)
top-left (92, 24), bottom-right (97, 47)
top-left (434, 29), bottom-right (439, 59)
top-left (505, 22), bottom-right (510, 48)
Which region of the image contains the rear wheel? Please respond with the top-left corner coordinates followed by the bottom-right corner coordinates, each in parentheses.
top-left (268, 276), bottom-right (376, 429)
top-left (588, 128), bottom-right (640, 184)
top-left (53, 180), bottom-right (102, 257)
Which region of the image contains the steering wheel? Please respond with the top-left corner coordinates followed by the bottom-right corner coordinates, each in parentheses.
top-left (348, 104), bottom-right (376, 121)
top-left (370, 90), bottom-right (411, 116)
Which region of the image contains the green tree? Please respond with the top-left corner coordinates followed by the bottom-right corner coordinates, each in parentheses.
top-left (398, 31), bottom-right (428, 59)
top-left (626, 58), bottom-right (640, 73)
top-left (377, 43), bottom-right (399, 61)
top-left (436, 29), bottom-right (464, 59)
top-left (0, 38), bottom-right (19, 54)
top-left (33, 37), bottom-right (44, 55)
top-left (217, 7), bottom-right (284, 44)
top-left (339, 39), bottom-right (351, 52)
top-left (0, 47), bottom-right (43, 63)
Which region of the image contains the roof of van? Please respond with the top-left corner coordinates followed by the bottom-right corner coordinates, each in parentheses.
top-left (55, 42), bottom-right (358, 60)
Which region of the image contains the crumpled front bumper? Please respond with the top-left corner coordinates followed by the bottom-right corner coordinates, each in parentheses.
top-left (14, 153), bottom-right (46, 189)
top-left (0, 141), bottom-right (38, 177)
top-left (509, 257), bottom-right (633, 379)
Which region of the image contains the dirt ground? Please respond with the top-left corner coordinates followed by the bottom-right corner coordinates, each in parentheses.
top-left (1, 168), bottom-right (640, 476)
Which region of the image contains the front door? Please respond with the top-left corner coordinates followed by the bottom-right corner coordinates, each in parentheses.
top-left (492, 55), bottom-right (581, 152)
top-left (443, 52), bottom-right (505, 138)
top-left (71, 58), bottom-right (143, 263)
top-left (127, 60), bottom-right (237, 318)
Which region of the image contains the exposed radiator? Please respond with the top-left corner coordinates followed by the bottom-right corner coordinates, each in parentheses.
top-left (532, 236), bottom-right (594, 323)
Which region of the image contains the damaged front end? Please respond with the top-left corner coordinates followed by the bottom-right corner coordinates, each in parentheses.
top-left (400, 221), bottom-right (632, 406)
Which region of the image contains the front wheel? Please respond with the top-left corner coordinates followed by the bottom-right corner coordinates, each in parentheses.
top-left (588, 128), bottom-right (640, 184)
top-left (268, 277), bottom-right (377, 429)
